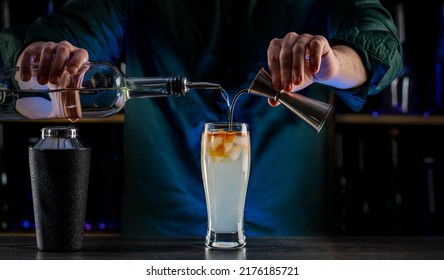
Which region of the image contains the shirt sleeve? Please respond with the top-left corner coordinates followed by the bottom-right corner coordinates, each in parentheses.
top-left (327, 0), bottom-right (403, 112)
top-left (0, 25), bottom-right (29, 67)
top-left (20, 0), bottom-right (125, 65)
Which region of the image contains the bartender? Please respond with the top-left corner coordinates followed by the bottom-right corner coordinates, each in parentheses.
top-left (2, 0), bottom-right (402, 237)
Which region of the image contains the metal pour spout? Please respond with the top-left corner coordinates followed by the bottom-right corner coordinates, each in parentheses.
top-left (248, 68), bottom-right (333, 133)
top-left (186, 82), bottom-right (221, 90)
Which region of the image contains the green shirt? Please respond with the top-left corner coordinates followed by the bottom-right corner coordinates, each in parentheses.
top-left (5, 0), bottom-right (402, 236)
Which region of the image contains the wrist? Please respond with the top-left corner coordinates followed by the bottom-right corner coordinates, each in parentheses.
top-left (329, 45), bottom-right (367, 89)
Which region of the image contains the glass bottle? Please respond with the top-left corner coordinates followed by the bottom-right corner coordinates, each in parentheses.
top-left (0, 61), bottom-right (220, 122)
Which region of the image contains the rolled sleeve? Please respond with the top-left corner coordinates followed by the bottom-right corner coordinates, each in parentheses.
top-left (328, 0), bottom-right (403, 111)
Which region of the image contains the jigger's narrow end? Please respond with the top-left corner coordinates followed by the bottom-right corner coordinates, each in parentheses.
top-left (248, 68), bottom-right (278, 100)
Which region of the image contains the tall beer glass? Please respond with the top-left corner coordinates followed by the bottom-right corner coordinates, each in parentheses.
top-left (201, 122), bottom-right (250, 248)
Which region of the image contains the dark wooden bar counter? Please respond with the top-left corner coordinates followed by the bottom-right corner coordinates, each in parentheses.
top-left (1, 234), bottom-right (444, 260)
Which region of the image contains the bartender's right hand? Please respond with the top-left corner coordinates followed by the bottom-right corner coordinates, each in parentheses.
top-left (18, 41), bottom-right (89, 85)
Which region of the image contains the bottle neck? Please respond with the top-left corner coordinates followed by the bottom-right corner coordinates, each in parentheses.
top-left (124, 76), bottom-right (222, 99)
top-left (125, 76), bottom-right (189, 98)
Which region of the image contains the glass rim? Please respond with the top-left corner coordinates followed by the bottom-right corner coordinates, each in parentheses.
top-left (203, 122), bottom-right (248, 126)
top-left (203, 122), bottom-right (249, 133)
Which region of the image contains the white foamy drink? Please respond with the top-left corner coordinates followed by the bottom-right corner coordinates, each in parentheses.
top-left (201, 122), bottom-right (250, 248)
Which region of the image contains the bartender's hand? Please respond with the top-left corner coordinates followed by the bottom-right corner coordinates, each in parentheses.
top-left (18, 41), bottom-right (89, 85)
top-left (267, 32), bottom-right (367, 106)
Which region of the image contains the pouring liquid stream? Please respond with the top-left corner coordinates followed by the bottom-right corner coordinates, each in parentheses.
top-left (221, 88), bottom-right (249, 128)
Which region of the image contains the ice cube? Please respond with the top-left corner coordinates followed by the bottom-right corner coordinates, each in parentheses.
top-left (224, 142), bottom-right (233, 152)
top-left (229, 145), bottom-right (242, 161)
top-left (233, 135), bottom-right (248, 147)
top-left (210, 136), bottom-right (223, 149)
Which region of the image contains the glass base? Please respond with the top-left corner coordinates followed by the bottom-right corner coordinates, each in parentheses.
top-left (205, 230), bottom-right (246, 249)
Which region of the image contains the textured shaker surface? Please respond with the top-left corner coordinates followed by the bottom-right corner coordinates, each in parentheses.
top-left (29, 148), bottom-right (90, 251)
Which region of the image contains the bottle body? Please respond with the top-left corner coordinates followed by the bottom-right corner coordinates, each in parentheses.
top-left (0, 61), bottom-right (219, 122)
top-left (1, 62), bottom-right (127, 121)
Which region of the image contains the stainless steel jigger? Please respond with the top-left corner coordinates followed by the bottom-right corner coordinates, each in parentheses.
top-left (248, 68), bottom-right (333, 133)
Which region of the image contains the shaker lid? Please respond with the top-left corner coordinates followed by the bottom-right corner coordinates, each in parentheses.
top-left (32, 126), bottom-right (88, 150)
top-left (41, 126), bottom-right (78, 139)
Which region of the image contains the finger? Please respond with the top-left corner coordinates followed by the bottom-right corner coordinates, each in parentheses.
top-left (291, 33), bottom-right (313, 87)
top-left (307, 35), bottom-right (327, 74)
top-left (267, 37), bottom-right (283, 91)
top-left (279, 32), bottom-right (298, 91)
top-left (20, 45), bottom-right (43, 81)
top-left (49, 42), bottom-right (72, 84)
top-left (267, 98), bottom-right (281, 107)
top-left (66, 48), bottom-right (89, 74)
top-left (37, 42), bottom-right (58, 85)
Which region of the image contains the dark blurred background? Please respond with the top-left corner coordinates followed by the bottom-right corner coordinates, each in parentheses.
top-left (0, 0), bottom-right (443, 236)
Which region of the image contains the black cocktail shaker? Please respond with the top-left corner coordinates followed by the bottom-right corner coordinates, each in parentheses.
top-left (29, 126), bottom-right (91, 251)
